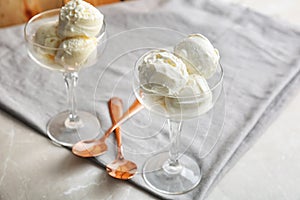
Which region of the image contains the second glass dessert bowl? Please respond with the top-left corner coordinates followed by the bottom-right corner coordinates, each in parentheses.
top-left (133, 49), bottom-right (224, 194)
top-left (24, 8), bottom-right (106, 147)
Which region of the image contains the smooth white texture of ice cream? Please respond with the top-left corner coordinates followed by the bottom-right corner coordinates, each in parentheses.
top-left (58, 0), bottom-right (104, 38)
top-left (138, 50), bottom-right (189, 96)
top-left (176, 74), bottom-right (211, 97)
top-left (34, 22), bottom-right (62, 58)
top-left (165, 74), bottom-right (213, 118)
top-left (32, 0), bottom-right (104, 70)
top-left (55, 37), bottom-right (97, 67)
top-left (174, 34), bottom-right (220, 79)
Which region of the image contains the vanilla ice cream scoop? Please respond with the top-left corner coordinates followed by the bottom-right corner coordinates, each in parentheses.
top-left (174, 34), bottom-right (220, 79)
top-left (58, 0), bottom-right (104, 38)
top-left (34, 22), bottom-right (62, 58)
top-left (55, 37), bottom-right (97, 69)
top-left (165, 74), bottom-right (213, 118)
top-left (138, 50), bottom-right (189, 96)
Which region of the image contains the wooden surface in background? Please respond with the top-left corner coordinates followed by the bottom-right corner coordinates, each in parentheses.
top-left (0, 0), bottom-right (123, 27)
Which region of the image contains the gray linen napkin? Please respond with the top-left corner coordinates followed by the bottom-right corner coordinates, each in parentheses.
top-left (1, 0), bottom-right (300, 199)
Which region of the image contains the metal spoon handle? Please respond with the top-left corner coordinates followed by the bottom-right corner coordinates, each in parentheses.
top-left (108, 97), bottom-right (123, 147)
top-left (104, 99), bottom-right (144, 138)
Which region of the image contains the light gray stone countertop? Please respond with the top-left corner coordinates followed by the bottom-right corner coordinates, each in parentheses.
top-left (1, 0), bottom-right (300, 199)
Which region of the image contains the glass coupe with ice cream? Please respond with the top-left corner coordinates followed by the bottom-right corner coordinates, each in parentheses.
top-left (24, 0), bottom-right (106, 146)
top-left (133, 34), bottom-right (224, 194)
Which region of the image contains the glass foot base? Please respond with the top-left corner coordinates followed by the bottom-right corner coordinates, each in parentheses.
top-left (143, 152), bottom-right (201, 194)
top-left (47, 111), bottom-right (100, 147)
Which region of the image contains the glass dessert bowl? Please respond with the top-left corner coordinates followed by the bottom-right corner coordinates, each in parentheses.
top-left (133, 48), bottom-right (224, 194)
top-left (24, 1), bottom-right (106, 147)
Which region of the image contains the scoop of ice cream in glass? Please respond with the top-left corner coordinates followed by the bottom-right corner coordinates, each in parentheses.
top-left (133, 34), bottom-right (223, 194)
top-left (24, 0), bottom-right (106, 146)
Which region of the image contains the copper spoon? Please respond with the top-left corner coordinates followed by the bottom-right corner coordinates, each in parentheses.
top-left (72, 99), bottom-right (143, 157)
top-left (106, 97), bottom-right (137, 180)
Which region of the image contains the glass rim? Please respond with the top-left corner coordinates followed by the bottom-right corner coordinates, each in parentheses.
top-left (133, 48), bottom-right (224, 99)
top-left (24, 8), bottom-right (106, 51)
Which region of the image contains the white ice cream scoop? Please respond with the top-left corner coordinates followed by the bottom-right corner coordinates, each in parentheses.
top-left (55, 37), bottom-right (97, 69)
top-left (165, 74), bottom-right (213, 118)
top-left (58, 0), bottom-right (104, 38)
top-left (34, 22), bottom-right (62, 58)
top-left (138, 49), bottom-right (189, 96)
top-left (174, 34), bottom-right (220, 79)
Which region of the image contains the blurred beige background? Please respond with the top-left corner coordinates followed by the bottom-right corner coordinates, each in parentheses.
top-left (0, 0), bottom-right (123, 27)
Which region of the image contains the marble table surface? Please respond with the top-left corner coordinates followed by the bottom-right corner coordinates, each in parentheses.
top-left (1, 0), bottom-right (300, 200)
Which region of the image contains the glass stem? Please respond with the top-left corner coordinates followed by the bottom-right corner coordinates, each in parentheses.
top-left (163, 119), bottom-right (183, 174)
top-left (64, 72), bottom-right (81, 128)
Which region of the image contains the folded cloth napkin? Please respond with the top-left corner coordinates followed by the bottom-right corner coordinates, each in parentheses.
top-left (0, 0), bottom-right (300, 199)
